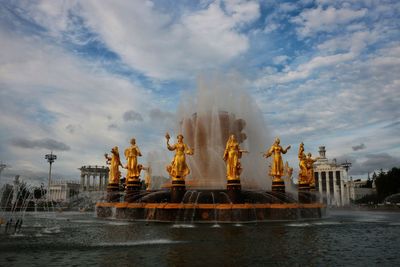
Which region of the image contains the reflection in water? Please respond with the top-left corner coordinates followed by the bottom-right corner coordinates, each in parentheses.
top-left (0, 210), bottom-right (400, 266)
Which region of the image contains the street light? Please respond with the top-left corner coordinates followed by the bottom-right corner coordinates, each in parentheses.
top-left (45, 152), bottom-right (57, 190)
top-left (0, 161), bottom-right (7, 183)
top-left (341, 160), bottom-right (352, 172)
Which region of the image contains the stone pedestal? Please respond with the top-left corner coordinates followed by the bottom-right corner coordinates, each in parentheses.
top-left (298, 181), bottom-right (310, 191)
top-left (170, 179), bottom-right (186, 203)
top-left (107, 183), bottom-right (120, 202)
top-left (271, 177), bottom-right (285, 193)
top-left (227, 179), bottom-right (242, 204)
top-left (309, 185), bottom-right (316, 191)
top-left (125, 178), bottom-right (141, 203)
top-left (298, 181), bottom-right (311, 203)
top-left (308, 185), bottom-right (318, 202)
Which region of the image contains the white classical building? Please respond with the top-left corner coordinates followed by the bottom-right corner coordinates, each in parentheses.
top-left (79, 165), bottom-right (109, 192)
top-left (313, 146), bottom-right (352, 207)
top-left (48, 180), bottom-right (80, 203)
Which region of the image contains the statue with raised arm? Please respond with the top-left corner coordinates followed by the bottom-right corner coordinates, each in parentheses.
top-left (104, 146), bottom-right (124, 184)
top-left (306, 153), bottom-right (319, 187)
top-left (298, 142), bottom-right (308, 184)
top-left (264, 137), bottom-right (291, 180)
top-left (223, 134), bottom-right (248, 181)
top-left (165, 133), bottom-right (194, 180)
top-left (124, 138), bottom-right (142, 182)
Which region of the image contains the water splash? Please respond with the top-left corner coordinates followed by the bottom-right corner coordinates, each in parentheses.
top-left (175, 73), bottom-right (273, 190)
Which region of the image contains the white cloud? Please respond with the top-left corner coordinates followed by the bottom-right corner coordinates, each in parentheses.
top-left (292, 6), bottom-right (368, 37)
top-left (223, 0), bottom-right (260, 24)
top-left (0, 29), bottom-right (169, 182)
top-left (279, 3), bottom-right (298, 13)
top-left (77, 0), bottom-right (259, 80)
top-left (253, 43), bottom-right (400, 167)
top-left (256, 51), bottom-right (355, 85)
top-left (272, 55), bottom-right (289, 65)
top-left (1, 0), bottom-right (399, 182)
top-left (6, 1), bottom-right (260, 81)
top-left (256, 29), bottom-right (379, 85)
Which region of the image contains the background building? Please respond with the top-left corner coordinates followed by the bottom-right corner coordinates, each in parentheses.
top-left (345, 178), bottom-right (376, 202)
top-left (48, 180), bottom-right (80, 203)
top-left (79, 165), bottom-right (109, 192)
top-left (313, 146), bottom-right (351, 207)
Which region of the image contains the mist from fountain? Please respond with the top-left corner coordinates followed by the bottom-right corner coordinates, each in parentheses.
top-left (175, 73), bottom-right (273, 190)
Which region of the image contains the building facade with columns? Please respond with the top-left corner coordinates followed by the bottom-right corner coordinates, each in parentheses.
top-left (48, 180), bottom-right (80, 203)
top-left (79, 165), bottom-right (109, 192)
top-left (313, 146), bottom-right (351, 207)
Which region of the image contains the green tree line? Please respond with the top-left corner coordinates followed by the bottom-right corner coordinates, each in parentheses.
top-left (356, 167), bottom-right (400, 204)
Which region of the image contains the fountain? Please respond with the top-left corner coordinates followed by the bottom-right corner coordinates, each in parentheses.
top-left (96, 75), bottom-right (325, 222)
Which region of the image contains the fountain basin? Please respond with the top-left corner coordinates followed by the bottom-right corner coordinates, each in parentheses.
top-left (96, 190), bottom-right (326, 222)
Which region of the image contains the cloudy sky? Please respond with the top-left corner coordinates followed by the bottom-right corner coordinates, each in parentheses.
top-left (0, 0), bottom-right (399, 185)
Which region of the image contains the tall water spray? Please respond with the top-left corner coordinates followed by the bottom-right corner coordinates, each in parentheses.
top-left (176, 73), bottom-right (273, 190)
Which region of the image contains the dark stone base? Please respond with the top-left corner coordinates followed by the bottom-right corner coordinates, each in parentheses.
top-left (125, 180), bottom-right (142, 202)
top-left (227, 179), bottom-right (242, 204)
top-left (96, 202), bottom-right (326, 222)
top-left (171, 180), bottom-right (186, 203)
top-left (107, 183), bottom-right (120, 202)
top-left (298, 182), bottom-right (310, 191)
top-left (96, 189), bottom-right (326, 223)
top-left (298, 191), bottom-right (319, 204)
top-left (272, 180), bottom-right (285, 192)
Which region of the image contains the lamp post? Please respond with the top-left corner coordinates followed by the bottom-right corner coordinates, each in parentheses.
top-left (0, 161), bottom-right (7, 183)
top-left (341, 160), bottom-right (352, 172)
top-left (45, 152), bottom-right (57, 191)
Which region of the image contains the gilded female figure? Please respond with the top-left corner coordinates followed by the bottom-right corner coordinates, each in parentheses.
top-left (124, 138), bottom-right (142, 180)
top-left (166, 133), bottom-right (194, 179)
top-left (223, 135), bottom-right (247, 180)
top-left (264, 137), bottom-right (291, 178)
top-left (306, 153), bottom-right (319, 186)
top-left (104, 146), bottom-right (124, 184)
top-left (298, 142), bottom-right (308, 182)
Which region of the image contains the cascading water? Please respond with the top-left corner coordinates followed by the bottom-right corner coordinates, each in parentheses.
top-left (174, 73), bottom-right (273, 190)
top-left (96, 73), bottom-right (326, 223)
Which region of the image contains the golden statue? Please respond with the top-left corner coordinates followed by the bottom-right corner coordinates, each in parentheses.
top-left (298, 142), bottom-right (308, 184)
top-left (124, 138), bottom-right (142, 181)
top-left (166, 133), bottom-right (194, 180)
top-left (306, 153), bottom-right (319, 187)
top-left (104, 146), bottom-right (124, 184)
top-left (223, 134), bottom-right (247, 181)
top-left (264, 137), bottom-right (291, 181)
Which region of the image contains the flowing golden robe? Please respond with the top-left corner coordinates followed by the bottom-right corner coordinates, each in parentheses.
top-left (167, 142), bottom-right (192, 178)
top-left (106, 147), bottom-right (123, 184)
top-left (298, 143), bottom-right (308, 183)
top-left (306, 155), bottom-right (318, 186)
top-left (223, 138), bottom-right (242, 180)
top-left (265, 140), bottom-right (290, 177)
top-left (125, 145), bottom-right (142, 179)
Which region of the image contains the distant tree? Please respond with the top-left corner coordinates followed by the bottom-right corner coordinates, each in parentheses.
top-left (375, 167), bottom-right (400, 201)
top-left (363, 177), bottom-right (373, 188)
top-left (33, 184), bottom-right (47, 199)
